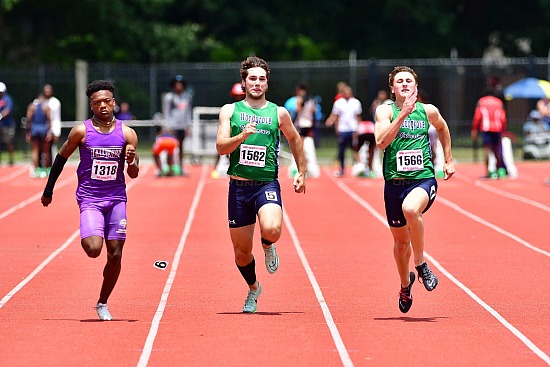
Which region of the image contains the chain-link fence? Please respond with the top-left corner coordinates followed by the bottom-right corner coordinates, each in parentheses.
top-left (1, 57), bottom-right (549, 154)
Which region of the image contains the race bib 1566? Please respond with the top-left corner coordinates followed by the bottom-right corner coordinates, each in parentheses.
top-left (396, 149), bottom-right (424, 172)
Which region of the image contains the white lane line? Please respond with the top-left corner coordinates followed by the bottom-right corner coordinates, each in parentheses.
top-left (474, 179), bottom-right (550, 213)
top-left (0, 230), bottom-right (80, 308)
top-left (454, 174), bottom-right (550, 213)
top-left (0, 177), bottom-right (76, 221)
top-left (284, 209), bottom-right (354, 367)
top-left (0, 166), bottom-right (28, 183)
top-left (137, 166), bottom-right (206, 367)
top-left (334, 177), bottom-right (550, 365)
top-left (425, 254), bottom-right (550, 365)
top-left (438, 196), bottom-right (550, 258)
top-left (0, 165), bottom-right (151, 308)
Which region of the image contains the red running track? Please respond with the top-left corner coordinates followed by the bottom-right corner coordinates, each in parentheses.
top-left (0, 160), bottom-right (549, 366)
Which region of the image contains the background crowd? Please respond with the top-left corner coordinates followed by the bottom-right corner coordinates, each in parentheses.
top-left (1, 76), bottom-right (549, 180)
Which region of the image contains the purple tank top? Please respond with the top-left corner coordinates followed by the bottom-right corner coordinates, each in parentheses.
top-left (76, 119), bottom-right (127, 203)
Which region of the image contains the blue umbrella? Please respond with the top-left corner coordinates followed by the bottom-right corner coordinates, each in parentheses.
top-left (504, 77), bottom-right (550, 100)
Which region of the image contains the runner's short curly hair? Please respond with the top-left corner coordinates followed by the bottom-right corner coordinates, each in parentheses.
top-left (86, 80), bottom-right (115, 98)
top-left (240, 56), bottom-right (270, 82)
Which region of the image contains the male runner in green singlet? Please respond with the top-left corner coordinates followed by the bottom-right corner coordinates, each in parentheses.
top-left (375, 66), bottom-right (455, 314)
top-left (217, 56), bottom-right (307, 313)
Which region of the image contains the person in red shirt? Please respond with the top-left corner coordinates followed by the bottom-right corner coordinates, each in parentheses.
top-left (471, 88), bottom-right (507, 178)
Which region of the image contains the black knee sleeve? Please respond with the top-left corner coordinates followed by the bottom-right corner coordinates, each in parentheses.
top-left (237, 258), bottom-right (256, 285)
top-left (261, 237), bottom-right (273, 246)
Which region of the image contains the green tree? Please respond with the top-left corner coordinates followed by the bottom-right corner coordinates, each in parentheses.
top-left (1, 0), bottom-right (216, 64)
top-left (1, 0), bottom-right (549, 64)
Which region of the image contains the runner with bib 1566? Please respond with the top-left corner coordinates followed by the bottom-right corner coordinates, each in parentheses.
top-left (374, 66), bottom-right (455, 314)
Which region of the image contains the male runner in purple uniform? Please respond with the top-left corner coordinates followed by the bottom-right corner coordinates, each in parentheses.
top-left (41, 80), bottom-right (139, 321)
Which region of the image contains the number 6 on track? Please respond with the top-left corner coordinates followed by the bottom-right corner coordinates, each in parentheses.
top-left (153, 260), bottom-right (168, 270)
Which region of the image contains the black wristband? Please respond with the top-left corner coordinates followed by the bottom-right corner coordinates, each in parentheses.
top-left (43, 154), bottom-right (68, 198)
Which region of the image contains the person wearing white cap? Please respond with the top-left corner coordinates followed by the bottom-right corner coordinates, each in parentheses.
top-left (0, 82), bottom-right (16, 165)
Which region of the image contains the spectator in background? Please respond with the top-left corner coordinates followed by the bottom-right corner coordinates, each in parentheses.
top-left (536, 97), bottom-right (550, 124)
top-left (162, 75), bottom-right (192, 176)
top-left (356, 120), bottom-right (376, 177)
top-left (115, 101), bottom-right (135, 120)
top-left (26, 94), bottom-right (51, 178)
top-left (284, 84), bottom-right (316, 138)
top-left (523, 110), bottom-right (550, 136)
top-left (152, 125), bottom-right (179, 177)
top-left (334, 81), bottom-right (348, 101)
top-left (326, 85), bottom-right (362, 177)
top-left (284, 83), bottom-right (321, 178)
top-left (486, 75), bottom-right (505, 102)
top-left (43, 84), bottom-right (62, 159)
top-left (471, 87), bottom-right (507, 179)
top-left (0, 82), bottom-right (16, 165)
top-left (325, 81), bottom-right (349, 127)
top-left (284, 84), bottom-right (323, 146)
top-left (369, 89), bottom-right (391, 120)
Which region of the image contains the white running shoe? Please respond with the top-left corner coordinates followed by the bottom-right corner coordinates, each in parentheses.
top-left (242, 282), bottom-right (262, 313)
top-left (95, 303), bottom-right (112, 321)
top-left (263, 245), bottom-right (279, 274)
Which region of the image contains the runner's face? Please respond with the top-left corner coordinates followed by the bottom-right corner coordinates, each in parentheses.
top-left (244, 67), bottom-right (268, 99)
top-left (89, 90), bottom-right (116, 121)
top-left (391, 72), bottom-right (417, 100)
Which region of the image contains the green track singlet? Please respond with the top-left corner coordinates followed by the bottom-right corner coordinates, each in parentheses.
top-left (382, 102), bottom-right (434, 180)
top-left (227, 101), bottom-right (280, 181)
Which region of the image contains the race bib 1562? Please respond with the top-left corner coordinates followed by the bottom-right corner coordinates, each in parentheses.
top-left (239, 144), bottom-right (266, 167)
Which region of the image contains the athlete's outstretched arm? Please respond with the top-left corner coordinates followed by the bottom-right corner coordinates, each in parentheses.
top-left (41, 124), bottom-right (85, 207)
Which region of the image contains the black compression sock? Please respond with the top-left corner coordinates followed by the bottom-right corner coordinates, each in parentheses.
top-left (237, 258), bottom-right (256, 286)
